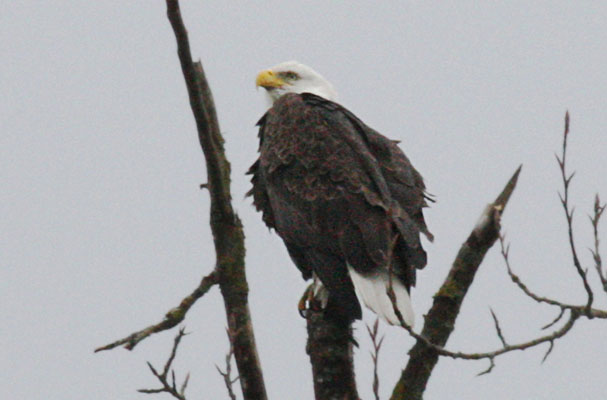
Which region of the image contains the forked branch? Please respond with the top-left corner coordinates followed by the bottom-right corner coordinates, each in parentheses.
top-left (138, 327), bottom-right (191, 400)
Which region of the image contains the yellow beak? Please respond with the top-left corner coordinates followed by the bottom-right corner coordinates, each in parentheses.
top-left (256, 69), bottom-right (285, 89)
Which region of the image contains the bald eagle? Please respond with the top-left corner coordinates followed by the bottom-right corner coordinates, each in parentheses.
top-left (248, 61), bottom-right (432, 326)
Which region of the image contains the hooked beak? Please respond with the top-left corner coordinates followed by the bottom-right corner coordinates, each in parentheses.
top-left (255, 69), bottom-right (286, 90)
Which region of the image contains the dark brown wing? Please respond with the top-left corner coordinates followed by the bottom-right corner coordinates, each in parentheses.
top-left (303, 94), bottom-right (432, 274)
top-left (304, 94), bottom-right (433, 244)
top-left (246, 135), bottom-right (276, 231)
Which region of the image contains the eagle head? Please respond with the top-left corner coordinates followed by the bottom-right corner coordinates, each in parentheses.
top-left (256, 61), bottom-right (338, 104)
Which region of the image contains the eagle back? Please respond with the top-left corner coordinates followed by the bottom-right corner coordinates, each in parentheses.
top-left (258, 93), bottom-right (374, 203)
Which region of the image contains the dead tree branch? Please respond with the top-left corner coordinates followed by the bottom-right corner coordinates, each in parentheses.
top-left (556, 112), bottom-right (594, 315)
top-left (138, 327), bottom-right (190, 400)
top-left (390, 112), bottom-right (607, 399)
top-left (216, 328), bottom-right (239, 400)
top-left (95, 272), bottom-right (217, 352)
top-left (390, 165), bottom-right (521, 400)
top-left (502, 112), bottom-right (606, 317)
top-left (385, 227), bottom-right (604, 396)
top-left (501, 236), bottom-right (607, 318)
top-left (591, 194), bottom-right (606, 293)
top-left (165, 1), bottom-right (267, 399)
top-left (393, 303), bottom-right (579, 366)
top-left (98, 2), bottom-right (267, 399)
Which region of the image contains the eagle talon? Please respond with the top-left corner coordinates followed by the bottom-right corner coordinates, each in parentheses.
top-left (297, 283), bottom-right (322, 319)
top-left (298, 285), bottom-right (314, 318)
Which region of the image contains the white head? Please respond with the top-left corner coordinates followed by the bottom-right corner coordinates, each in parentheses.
top-left (255, 61), bottom-right (338, 104)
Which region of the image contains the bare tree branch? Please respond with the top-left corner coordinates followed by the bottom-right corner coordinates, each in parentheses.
top-left (387, 251), bottom-right (588, 380)
top-left (500, 113), bottom-right (607, 319)
top-left (95, 272), bottom-right (218, 352)
top-left (556, 112), bottom-right (594, 315)
top-left (500, 235), bottom-right (607, 318)
top-left (390, 165), bottom-right (521, 400)
top-left (216, 328), bottom-right (239, 400)
top-left (389, 113), bottom-right (607, 399)
top-left (98, 3), bottom-right (267, 400)
top-left (500, 235), bottom-right (574, 309)
top-left (395, 306), bottom-right (580, 363)
top-left (164, 2), bottom-right (267, 399)
top-left (590, 194), bottom-right (606, 293)
top-left (138, 327), bottom-right (190, 400)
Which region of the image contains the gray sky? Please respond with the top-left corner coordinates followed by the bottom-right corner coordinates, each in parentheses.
top-left (2, 1), bottom-right (606, 399)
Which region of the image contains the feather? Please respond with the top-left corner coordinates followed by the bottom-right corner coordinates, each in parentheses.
top-left (311, 273), bottom-right (329, 309)
top-left (347, 264), bottom-right (415, 327)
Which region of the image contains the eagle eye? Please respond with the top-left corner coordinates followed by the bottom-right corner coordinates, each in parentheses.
top-left (283, 71), bottom-right (299, 80)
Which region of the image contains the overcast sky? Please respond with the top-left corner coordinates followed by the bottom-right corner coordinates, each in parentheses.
top-left (2, 2), bottom-right (607, 399)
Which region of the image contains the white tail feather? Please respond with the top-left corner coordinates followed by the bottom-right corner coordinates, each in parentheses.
top-left (347, 265), bottom-right (415, 327)
top-left (311, 273), bottom-right (329, 309)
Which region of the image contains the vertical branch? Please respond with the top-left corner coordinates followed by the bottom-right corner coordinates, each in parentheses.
top-left (165, 2), bottom-right (267, 399)
top-left (556, 112), bottom-right (594, 314)
top-left (306, 310), bottom-right (359, 400)
top-left (591, 194), bottom-right (606, 293)
top-left (366, 318), bottom-right (384, 400)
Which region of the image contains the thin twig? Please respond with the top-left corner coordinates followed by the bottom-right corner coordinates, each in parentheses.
top-left (95, 272), bottom-right (218, 352)
top-left (489, 308), bottom-right (508, 347)
top-left (366, 318), bottom-right (384, 400)
top-left (499, 235), bottom-right (607, 318)
top-left (138, 327), bottom-right (190, 400)
top-left (216, 328), bottom-right (239, 400)
top-left (393, 303), bottom-right (579, 365)
top-left (542, 308), bottom-right (566, 330)
top-left (541, 340), bottom-right (555, 364)
top-left (477, 357), bottom-right (496, 376)
top-left (500, 235), bottom-right (576, 309)
top-left (556, 112), bottom-right (594, 315)
top-left (590, 194), bottom-right (606, 293)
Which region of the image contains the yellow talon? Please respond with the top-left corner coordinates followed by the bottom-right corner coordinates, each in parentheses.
top-left (298, 284), bottom-right (314, 318)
